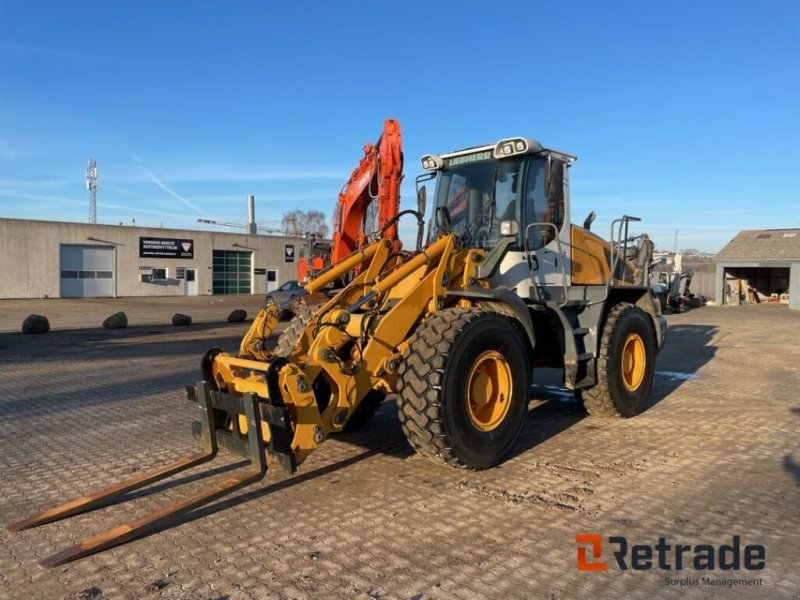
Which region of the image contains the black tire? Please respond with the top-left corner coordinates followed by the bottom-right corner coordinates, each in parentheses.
top-left (274, 299), bottom-right (313, 358)
top-left (396, 307), bottom-right (531, 470)
top-left (578, 303), bottom-right (656, 418)
top-left (342, 390), bottom-right (385, 432)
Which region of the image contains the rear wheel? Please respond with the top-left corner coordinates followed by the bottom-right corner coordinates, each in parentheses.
top-left (578, 303), bottom-right (656, 418)
top-left (396, 307), bottom-right (530, 469)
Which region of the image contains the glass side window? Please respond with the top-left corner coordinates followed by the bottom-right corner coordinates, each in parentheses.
top-left (524, 158), bottom-right (564, 250)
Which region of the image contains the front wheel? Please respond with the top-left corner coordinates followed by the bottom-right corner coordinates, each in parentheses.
top-left (396, 307), bottom-right (531, 470)
top-left (578, 303), bottom-right (656, 418)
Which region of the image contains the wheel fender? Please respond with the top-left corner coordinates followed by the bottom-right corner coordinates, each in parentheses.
top-left (446, 286), bottom-right (536, 350)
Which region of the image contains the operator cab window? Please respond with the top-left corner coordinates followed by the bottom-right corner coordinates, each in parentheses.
top-left (433, 157), bottom-right (522, 250)
top-left (524, 157), bottom-right (563, 250)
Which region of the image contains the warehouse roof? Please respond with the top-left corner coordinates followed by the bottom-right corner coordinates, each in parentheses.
top-left (716, 228), bottom-right (800, 261)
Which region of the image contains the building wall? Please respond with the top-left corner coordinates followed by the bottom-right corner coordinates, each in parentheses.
top-left (688, 271), bottom-right (715, 299)
top-left (791, 264), bottom-right (800, 310)
top-left (0, 218), bottom-right (305, 299)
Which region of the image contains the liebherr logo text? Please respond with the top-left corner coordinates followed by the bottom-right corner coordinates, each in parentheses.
top-left (445, 151), bottom-right (492, 167)
top-left (575, 534), bottom-right (766, 572)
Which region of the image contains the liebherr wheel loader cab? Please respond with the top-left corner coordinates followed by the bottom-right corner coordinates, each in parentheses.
top-left (417, 137), bottom-right (666, 421)
top-left (10, 134), bottom-right (666, 567)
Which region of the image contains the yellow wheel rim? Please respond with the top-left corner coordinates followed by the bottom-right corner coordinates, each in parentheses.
top-left (466, 351), bottom-right (513, 432)
top-left (621, 333), bottom-right (646, 392)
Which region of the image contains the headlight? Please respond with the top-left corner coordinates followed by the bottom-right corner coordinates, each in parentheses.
top-left (493, 137), bottom-right (541, 159)
top-left (420, 154), bottom-right (443, 170)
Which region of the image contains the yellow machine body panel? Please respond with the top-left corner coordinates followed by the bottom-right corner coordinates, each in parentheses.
top-left (570, 225), bottom-right (612, 285)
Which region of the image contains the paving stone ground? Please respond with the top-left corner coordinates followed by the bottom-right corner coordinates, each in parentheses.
top-left (0, 302), bottom-right (798, 599)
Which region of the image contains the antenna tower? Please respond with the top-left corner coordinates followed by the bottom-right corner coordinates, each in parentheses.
top-left (86, 159), bottom-right (98, 224)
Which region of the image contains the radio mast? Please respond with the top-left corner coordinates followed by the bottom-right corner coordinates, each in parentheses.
top-left (86, 159), bottom-right (98, 224)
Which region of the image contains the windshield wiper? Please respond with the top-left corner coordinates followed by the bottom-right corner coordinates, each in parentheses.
top-left (462, 169), bottom-right (498, 247)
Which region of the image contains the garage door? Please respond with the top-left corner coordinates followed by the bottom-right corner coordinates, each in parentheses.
top-left (212, 250), bottom-right (252, 294)
top-left (60, 245), bottom-right (115, 298)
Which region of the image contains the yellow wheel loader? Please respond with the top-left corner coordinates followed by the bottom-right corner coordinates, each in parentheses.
top-left (9, 136), bottom-right (666, 566)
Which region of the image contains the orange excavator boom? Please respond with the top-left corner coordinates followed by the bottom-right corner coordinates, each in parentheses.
top-left (331, 119), bottom-right (403, 264)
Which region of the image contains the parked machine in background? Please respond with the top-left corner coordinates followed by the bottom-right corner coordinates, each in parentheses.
top-left (10, 134), bottom-right (667, 567)
top-left (651, 253), bottom-right (695, 312)
top-left (296, 234), bottom-right (330, 284)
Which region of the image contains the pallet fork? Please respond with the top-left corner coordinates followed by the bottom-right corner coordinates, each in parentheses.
top-left (7, 382), bottom-right (277, 567)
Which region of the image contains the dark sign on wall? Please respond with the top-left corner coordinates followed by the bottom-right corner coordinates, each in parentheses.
top-left (285, 245), bottom-right (295, 262)
top-left (139, 237), bottom-right (194, 259)
top-left (254, 268), bottom-right (267, 275)
top-left (176, 267), bottom-right (186, 280)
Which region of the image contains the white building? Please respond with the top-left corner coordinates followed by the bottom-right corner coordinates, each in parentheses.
top-left (0, 218), bottom-right (306, 299)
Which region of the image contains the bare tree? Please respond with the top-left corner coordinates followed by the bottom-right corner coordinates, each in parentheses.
top-left (281, 210), bottom-right (330, 238)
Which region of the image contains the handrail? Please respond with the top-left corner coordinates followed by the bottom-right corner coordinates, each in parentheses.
top-left (587, 214), bottom-right (643, 308)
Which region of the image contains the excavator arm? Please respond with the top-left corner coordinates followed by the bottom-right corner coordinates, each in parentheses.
top-left (331, 118), bottom-right (403, 263)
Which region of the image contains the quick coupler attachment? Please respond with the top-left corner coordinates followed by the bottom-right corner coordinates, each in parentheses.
top-left (6, 382), bottom-right (268, 568)
top-left (186, 375), bottom-right (297, 474)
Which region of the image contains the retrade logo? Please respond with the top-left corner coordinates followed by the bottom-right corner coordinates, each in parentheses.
top-left (576, 534), bottom-right (608, 571)
top-left (575, 534), bottom-right (766, 572)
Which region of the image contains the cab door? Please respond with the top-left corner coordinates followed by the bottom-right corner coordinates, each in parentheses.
top-left (523, 156), bottom-right (571, 301)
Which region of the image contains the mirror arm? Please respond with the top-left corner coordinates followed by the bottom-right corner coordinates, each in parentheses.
top-left (583, 210), bottom-right (597, 231)
top-left (476, 236), bottom-right (516, 280)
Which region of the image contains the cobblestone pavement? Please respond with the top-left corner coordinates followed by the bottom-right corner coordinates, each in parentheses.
top-left (0, 304), bottom-right (798, 599)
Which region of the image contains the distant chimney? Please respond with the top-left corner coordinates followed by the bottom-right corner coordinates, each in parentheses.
top-left (247, 195), bottom-right (257, 235)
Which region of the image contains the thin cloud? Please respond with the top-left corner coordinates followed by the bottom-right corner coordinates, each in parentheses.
top-left (131, 153), bottom-right (205, 215)
top-left (0, 177), bottom-right (82, 189)
top-left (0, 190), bottom-right (85, 206)
top-left (144, 167), bottom-right (349, 184)
top-left (143, 169), bottom-right (206, 215)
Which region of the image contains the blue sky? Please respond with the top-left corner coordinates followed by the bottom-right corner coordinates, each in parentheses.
top-left (1, 1), bottom-right (797, 252)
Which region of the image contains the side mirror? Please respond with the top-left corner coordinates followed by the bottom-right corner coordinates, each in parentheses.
top-left (500, 220), bottom-right (519, 236)
top-left (546, 157), bottom-right (565, 199)
top-left (417, 186), bottom-right (427, 219)
top-left (583, 211), bottom-right (596, 231)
